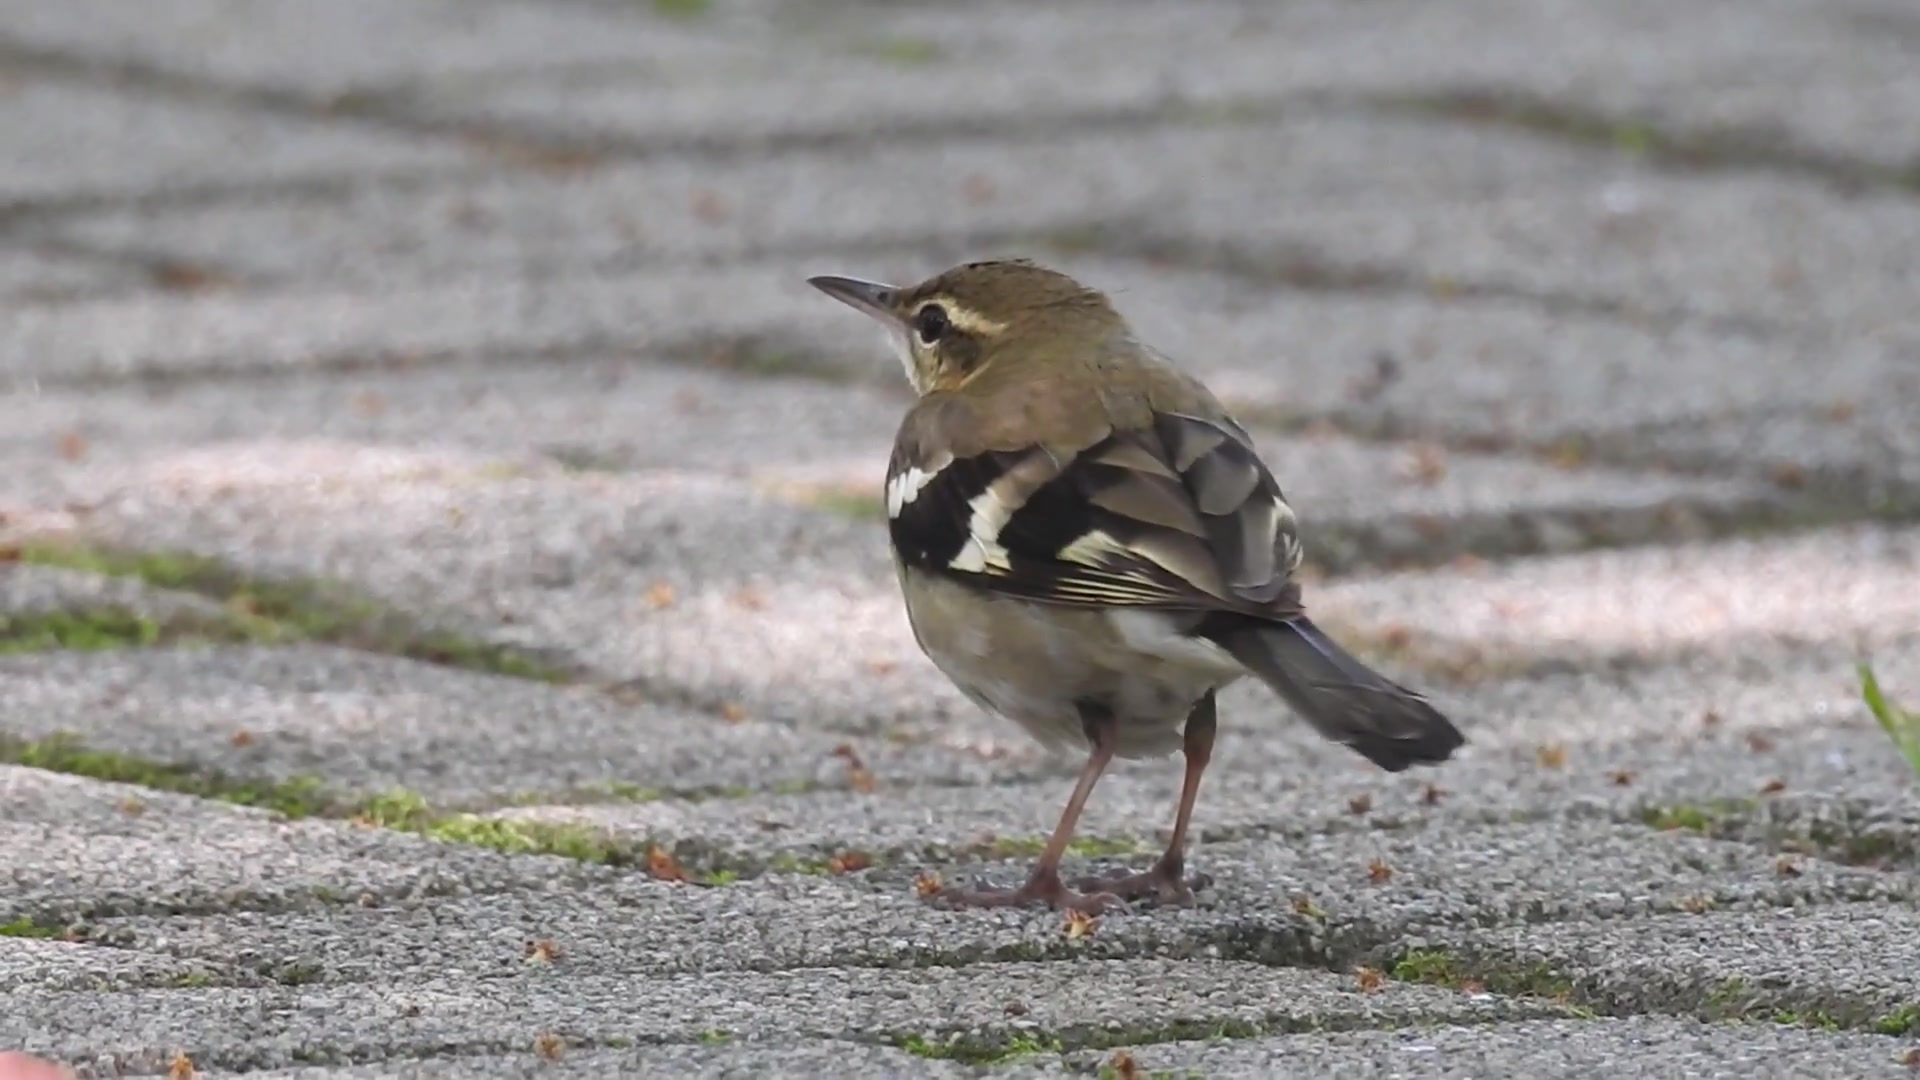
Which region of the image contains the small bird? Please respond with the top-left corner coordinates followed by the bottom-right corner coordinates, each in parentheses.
top-left (807, 259), bottom-right (1464, 913)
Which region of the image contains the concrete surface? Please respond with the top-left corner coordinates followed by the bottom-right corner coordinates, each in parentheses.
top-left (1, 0), bottom-right (1917, 1076)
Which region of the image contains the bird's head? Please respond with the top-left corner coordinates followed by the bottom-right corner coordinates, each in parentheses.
top-left (807, 259), bottom-right (1124, 395)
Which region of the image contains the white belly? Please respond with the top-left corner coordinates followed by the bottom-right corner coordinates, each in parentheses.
top-left (900, 571), bottom-right (1246, 760)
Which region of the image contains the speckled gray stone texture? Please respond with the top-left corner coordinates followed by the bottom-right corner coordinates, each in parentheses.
top-left (5, 0), bottom-right (1920, 1073)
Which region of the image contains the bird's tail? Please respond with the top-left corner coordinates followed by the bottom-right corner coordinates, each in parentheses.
top-left (1210, 616), bottom-right (1464, 772)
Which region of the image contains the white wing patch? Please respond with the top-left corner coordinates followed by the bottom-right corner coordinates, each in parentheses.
top-left (886, 465), bottom-right (940, 519)
top-left (1057, 529), bottom-right (1127, 567)
top-left (949, 488), bottom-right (1014, 573)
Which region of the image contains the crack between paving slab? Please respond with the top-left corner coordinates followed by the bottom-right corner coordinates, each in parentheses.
top-left (0, 39), bottom-right (1308, 225)
top-left (1364, 88), bottom-right (1920, 197)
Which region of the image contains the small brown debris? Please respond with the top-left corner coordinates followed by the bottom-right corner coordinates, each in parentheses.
top-left (1347, 793), bottom-right (1373, 816)
top-left (1397, 442), bottom-right (1449, 486)
top-left (960, 173), bottom-right (997, 205)
top-left (1767, 462), bottom-right (1808, 489)
top-left (117, 797), bottom-right (145, 816)
top-left (1104, 1049), bottom-right (1143, 1080)
top-left (826, 850), bottom-right (872, 875)
top-left (1677, 895), bottom-right (1713, 914)
top-left (913, 871), bottom-right (944, 898)
top-left (1899, 1046), bottom-right (1918, 1067)
top-left (1366, 858), bottom-right (1393, 884)
top-left (1536, 744), bottom-right (1568, 769)
top-left (1003, 1001), bottom-right (1028, 1018)
top-left (230, 729), bottom-right (256, 748)
top-left (1774, 856), bottom-right (1803, 878)
top-left (1746, 733), bottom-right (1776, 754)
top-left (1542, 437), bottom-right (1588, 470)
top-left (1421, 784), bottom-right (1448, 806)
top-left (534, 1032), bottom-right (566, 1060)
top-left (832, 743), bottom-right (877, 793)
top-left (150, 260), bottom-right (232, 293)
top-left (645, 845), bottom-right (689, 883)
top-left (168, 1052), bottom-right (196, 1080)
top-left (1376, 623), bottom-right (1413, 651)
top-left (865, 658), bottom-right (898, 676)
top-left (1607, 769), bottom-right (1636, 787)
top-left (1354, 965), bottom-right (1387, 994)
top-left (689, 189), bottom-right (729, 224)
top-left (1063, 908), bottom-right (1097, 940)
top-left (1822, 400), bottom-right (1858, 423)
top-left (350, 391), bottom-right (387, 417)
top-left (56, 430), bottom-right (88, 462)
top-left (1459, 978), bottom-right (1486, 995)
top-left (730, 587), bottom-right (768, 611)
top-left (1759, 777), bottom-right (1787, 796)
top-left (1291, 894), bottom-right (1326, 919)
top-left (644, 581), bottom-right (676, 610)
top-left (524, 939), bottom-right (563, 964)
top-left (1701, 708), bottom-right (1723, 728)
top-left (719, 701), bottom-right (748, 724)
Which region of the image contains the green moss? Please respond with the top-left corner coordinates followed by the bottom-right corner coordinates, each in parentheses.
top-left (899, 1032), bottom-right (1064, 1064)
top-left (652, 0), bottom-right (709, 15)
top-left (1872, 1004), bottom-right (1920, 1036)
top-left (697, 1029), bottom-right (733, 1045)
top-left (0, 609), bottom-right (159, 653)
top-left (18, 543), bottom-right (576, 683)
top-left (804, 489), bottom-right (886, 522)
top-left (1388, 947), bottom-right (1575, 1001)
top-left (358, 787), bottom-right (638, 864)
top-left (1639, 798), bottom-right (1758, 835)
top-left (0, 916), bottom-right (61, 939)
top-left (856, 37), bottom-right (941, 65)
top-left (0, 733), bottom-right (337, 818)
top-left (984, 835), bottom-right (1147, 859)
top-left (1389, 947), bottom-right (1459, 985)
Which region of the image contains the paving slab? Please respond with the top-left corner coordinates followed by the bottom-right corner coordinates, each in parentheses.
top-left (0, 244), bottom-right (144, 300)
top-left (80, 813), bottom-right (1915, 988)
top-left (0, 958), bottom-right (1553, 1074)
top-left (0, 80), bottom-right (479, 210)
top-left (0, 428), bottom-right (1826, 740)
top-left (1150, 167), bottom-right (1920, 345)
top-left (1459, 905), bottom-right (1920, 1025)
top-left (0, 766), bottom-right (616, 922)
top-left (0, 644), bottom-right (1023, 807)
top-left (1314, 524), bottom-right (1920, 671)
top-left (0, 257), bottom-right (858, 384)
top-left (31, 112), bottom-right (1603, 285)
top-left (0, 0), bottom-right (764, 100)
top-left (1020, 1018), bottom-right (1920, 1080)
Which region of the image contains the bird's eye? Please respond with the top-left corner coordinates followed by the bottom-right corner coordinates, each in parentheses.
top-left (914, 304), bottom-right (950, 345)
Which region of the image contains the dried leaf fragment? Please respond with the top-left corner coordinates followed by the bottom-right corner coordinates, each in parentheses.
top-left (913, 871), bottom-right (943, 898)
top-left (1536, 744), bottom-right (1568, 769)
top-left (1354, 965), bottom-right (1386, 993)
top-left (827, 850), bottom-right (872, 875)
top-left (1760, 777), bottom-right (1787, 796)
top-left (1607, 769), bottom-right (1636, 787)
top-left (644, 581), bottom-right (676, 610)
top-left (1347, 793), bottom-right (1373, 815)
top-left (534, 1032), bottom-right (566, 1060)
top-left (1366, 858), bottom-right (1394, 884)
top-left (1062, 908), bottom-right (1097, 940)
top-left (645, 845), bottom-right (689, 883)
top-left (1104, 1049), bottom-right (1143, 1080)
top-left (524, 939), bottom-right (563, 964)
top-left (168, 1053), bottom-right (196, 1080)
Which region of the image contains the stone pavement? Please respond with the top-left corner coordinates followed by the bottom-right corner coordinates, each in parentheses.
top-left (2, 0), bottom-right (1919, 1076)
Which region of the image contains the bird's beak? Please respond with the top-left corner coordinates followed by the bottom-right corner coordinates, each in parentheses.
top-left (806, 275), bottom-right (901, 326)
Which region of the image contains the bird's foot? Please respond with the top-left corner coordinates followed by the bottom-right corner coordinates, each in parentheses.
top-left (1068, 858), bottom-right (1212, 908)
top-left (927, 865), bottom-right (1128, 915)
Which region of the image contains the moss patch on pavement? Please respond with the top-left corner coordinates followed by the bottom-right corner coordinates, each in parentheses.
top-left (16, 542), bottom-right (577, 682)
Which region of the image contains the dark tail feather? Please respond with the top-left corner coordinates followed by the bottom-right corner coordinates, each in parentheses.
top-left (1211, 616), bottom-right (1464, 772)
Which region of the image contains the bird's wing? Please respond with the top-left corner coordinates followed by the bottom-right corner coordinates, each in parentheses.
top-left (886, 410), bottom-right (1304, 613)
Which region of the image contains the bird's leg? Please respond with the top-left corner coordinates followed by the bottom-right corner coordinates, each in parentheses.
top-left (931, 703), bottom-right (1127, 914)
top-left (1071, 691), bottom-right (1217, 906)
